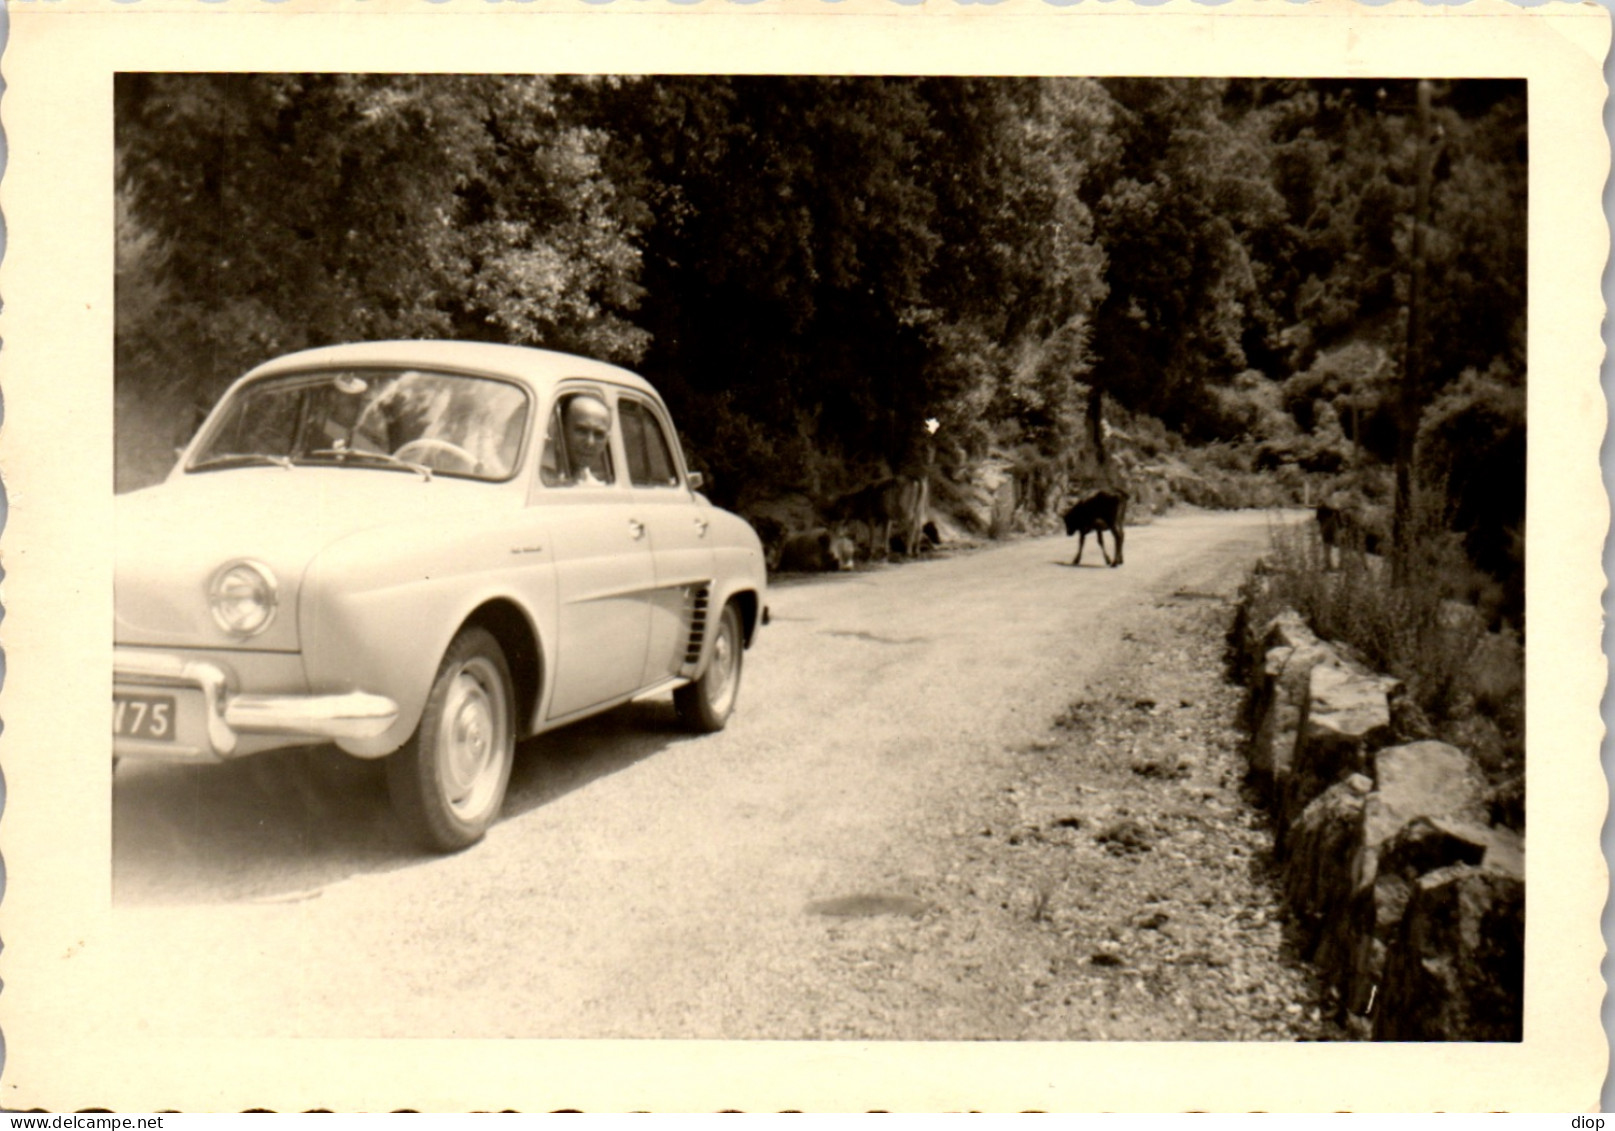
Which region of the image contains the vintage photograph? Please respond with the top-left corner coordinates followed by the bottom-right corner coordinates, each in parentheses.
top-left (5, 1), bottom-right (1608, 1112)
top-left (110, 72), bottom-right (1528, 1043)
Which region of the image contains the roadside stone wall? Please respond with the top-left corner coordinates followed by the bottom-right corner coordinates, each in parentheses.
top-left (1232, 597), bottom-right (1525, 1041)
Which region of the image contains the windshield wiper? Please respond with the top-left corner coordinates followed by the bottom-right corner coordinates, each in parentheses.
top-left (303, 448), bottom-right (434, 481)
top-left (190, 453), bottom-right (295, 472)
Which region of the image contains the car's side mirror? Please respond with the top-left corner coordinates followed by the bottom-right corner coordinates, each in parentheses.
top-left (687, 471), bottom-right (705, 492)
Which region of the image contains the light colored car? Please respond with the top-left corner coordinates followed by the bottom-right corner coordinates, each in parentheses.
top-left (114, 341), bottom-right (768, 850)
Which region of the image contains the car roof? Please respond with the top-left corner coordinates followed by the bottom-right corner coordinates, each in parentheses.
top-left (246, 340), bottom-right (657, 397)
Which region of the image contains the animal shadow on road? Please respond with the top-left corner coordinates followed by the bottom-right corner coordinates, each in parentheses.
top-left (112, 701), bottom-right (687, 906)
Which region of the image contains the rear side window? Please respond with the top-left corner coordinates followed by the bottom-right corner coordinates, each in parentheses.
top-left (619, 399), bottom-right (681, 488)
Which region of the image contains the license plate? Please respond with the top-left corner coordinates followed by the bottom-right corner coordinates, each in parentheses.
top-left (114, 693), bottom-right (177, 741)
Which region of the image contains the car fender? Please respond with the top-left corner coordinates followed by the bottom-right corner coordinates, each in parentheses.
top-left (699, 507), bottom-right (768, 660)
top-left (298, 514), bottom-right (558, 756)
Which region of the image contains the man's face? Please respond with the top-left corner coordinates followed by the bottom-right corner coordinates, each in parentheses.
top-left (565, 396), bottom-right (611, 468)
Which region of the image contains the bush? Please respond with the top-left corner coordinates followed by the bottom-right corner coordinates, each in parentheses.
top-left (1416, 364), bottom-right (1526, 625)
top-left (1214, 369), bottom-right (1296, 444)
top-left (1252, 493), bottom-right (1523, 781)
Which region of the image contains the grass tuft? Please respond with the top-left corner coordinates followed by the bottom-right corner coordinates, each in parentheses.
top-left (1247, 492), bottom-right (1523, 781)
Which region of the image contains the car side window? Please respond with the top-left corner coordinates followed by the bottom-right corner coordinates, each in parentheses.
top-left (541, 392), bottom-right (616, 487)
top-left (619, 398), bottom-right (681, 488)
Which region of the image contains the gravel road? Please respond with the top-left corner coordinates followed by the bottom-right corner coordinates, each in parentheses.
top-left (108, 506), bottom-right (1323, 1041)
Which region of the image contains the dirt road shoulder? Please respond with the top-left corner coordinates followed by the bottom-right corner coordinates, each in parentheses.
top-left (799, 568), bottom-right (1336, 1041)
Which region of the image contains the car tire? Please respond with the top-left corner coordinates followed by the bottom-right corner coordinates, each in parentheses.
top-left (387, 626), bottom-right (515, 852)
top-left (674, 601), bottom-right (744, 733)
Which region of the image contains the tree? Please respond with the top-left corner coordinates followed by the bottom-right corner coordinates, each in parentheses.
top-left (571, 76), bottom-right (1112, 506)
top-left (1080, 79), bottom-right (1288, 438)
top-left (116, 74), bottom-right (647, 406)
top-left (918, 78), bottom-right (1110, 463)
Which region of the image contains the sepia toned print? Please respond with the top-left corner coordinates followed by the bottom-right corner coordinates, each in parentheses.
top-left (4, 0), bottom-right (1608, 1112)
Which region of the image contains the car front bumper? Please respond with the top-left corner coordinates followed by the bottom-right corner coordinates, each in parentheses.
top-left (113, 649), bottom-right (400, 761)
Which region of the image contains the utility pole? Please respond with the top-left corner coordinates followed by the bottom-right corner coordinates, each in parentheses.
top-left (1394, 80), bottom-right (1441, 582)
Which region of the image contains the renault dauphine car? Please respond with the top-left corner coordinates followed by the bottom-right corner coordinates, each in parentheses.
top-left (114, 341), bottom-right (768, 850)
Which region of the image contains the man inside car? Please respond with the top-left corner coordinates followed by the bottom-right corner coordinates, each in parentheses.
top-left (562, 393), bottom-right (613, 485)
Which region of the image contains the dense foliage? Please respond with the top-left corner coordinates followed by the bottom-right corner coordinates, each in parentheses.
top-left (116, 76), bottom-right (1526, 604)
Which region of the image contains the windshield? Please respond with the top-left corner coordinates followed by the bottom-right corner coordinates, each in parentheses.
top-left (190, 368), bottom-right (531, 481)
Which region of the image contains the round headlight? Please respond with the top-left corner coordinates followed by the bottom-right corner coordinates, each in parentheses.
top-left (209, 560), bottom-right (278, 637)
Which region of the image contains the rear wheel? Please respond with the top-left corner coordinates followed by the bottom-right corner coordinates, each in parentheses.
top-left (387, 626), bottom-right (515, 852)
top-left (674, 602), bottom-right (744, 733)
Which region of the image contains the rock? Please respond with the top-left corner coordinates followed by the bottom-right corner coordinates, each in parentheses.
top-left (1249, 644), bottom-right (1293, 751)
top-left (1251, 639), bottom-right (1342, 800)
top-left (949, 455), bottom-right (1016, 537)
top-left (1339, 742), bottom-right (1491, 1021)
top-left (1374, 864), bottom-right (1524, 1041)
top-left (1228, 582), bottom-right (1272, 684)
top-left (1352, 741), bottom-right (1488, 888)
top-left (1263, 608), bottom-right (1319, 653)
top-left (1231, 610), bottom-right (1526, 1044)
top-left (1387, 684), bottom-right (1437, 743)
top-left (1241, 609), bottom-right (1315, 719)
top-left (1131, 757), bottom-right (1186, 780)
top-left (1373, 741), bottom-right (1487, 818)
top-left (1282, 774), bottom-right (1373, 965)
top-left (1484, 775), bottom-right (1525, 833)
top-left (1476, 823), bottom-right (1525, 879)
top-left (1375, 813), bottom-right (1521, 884)
top-left (1343, 869), bottom-right (1414, 1022)
top-left (1245, 610), bottom-right (1391, 815)
top-left (1378, 817), bottom-right (1489, 878)
top-left (1278, 664), bottom-right (1395, 843)
top-left (1095, 818), bottom-right (1153, 855)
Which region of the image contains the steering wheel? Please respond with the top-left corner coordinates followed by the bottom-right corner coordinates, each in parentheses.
top-left (395, 437), bottom-right (479, 472)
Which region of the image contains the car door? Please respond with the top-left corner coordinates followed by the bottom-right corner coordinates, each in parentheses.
top-left (618, 394), bottom-right (717, 687)
top-left (536, 387), bottom-right (655, 720)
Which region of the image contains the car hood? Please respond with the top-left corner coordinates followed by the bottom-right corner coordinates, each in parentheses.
top-left (115, 468), bottom-right (514, 651)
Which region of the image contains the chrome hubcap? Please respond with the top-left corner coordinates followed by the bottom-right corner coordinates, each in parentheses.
top-left (438, 659), bottom-right (507, 818)
top-left (708, 615), bottom-right (739, 713)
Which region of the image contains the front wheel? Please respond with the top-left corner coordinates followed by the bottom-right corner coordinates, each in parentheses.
top-left (387, 626), bottom-right (515, 852)
top-left (674, 602), bottom-right (745, 733)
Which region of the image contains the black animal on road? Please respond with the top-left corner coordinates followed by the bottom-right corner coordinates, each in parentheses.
top-left (1063, 489), bottom-right (1128, 567)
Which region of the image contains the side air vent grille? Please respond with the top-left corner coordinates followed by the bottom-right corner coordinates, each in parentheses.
top-left (683, 584), bottom-right (712, 667)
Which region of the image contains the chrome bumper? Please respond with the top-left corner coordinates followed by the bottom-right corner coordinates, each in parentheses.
top-left (114, 651), bottom-right (399, 760)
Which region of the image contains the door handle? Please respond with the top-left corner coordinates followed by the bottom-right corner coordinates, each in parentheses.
top-left (628, 519), bottom-right (646, 540)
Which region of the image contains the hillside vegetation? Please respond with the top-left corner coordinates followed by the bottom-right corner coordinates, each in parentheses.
top-left (116, 77), bottom-right (1525, 618)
